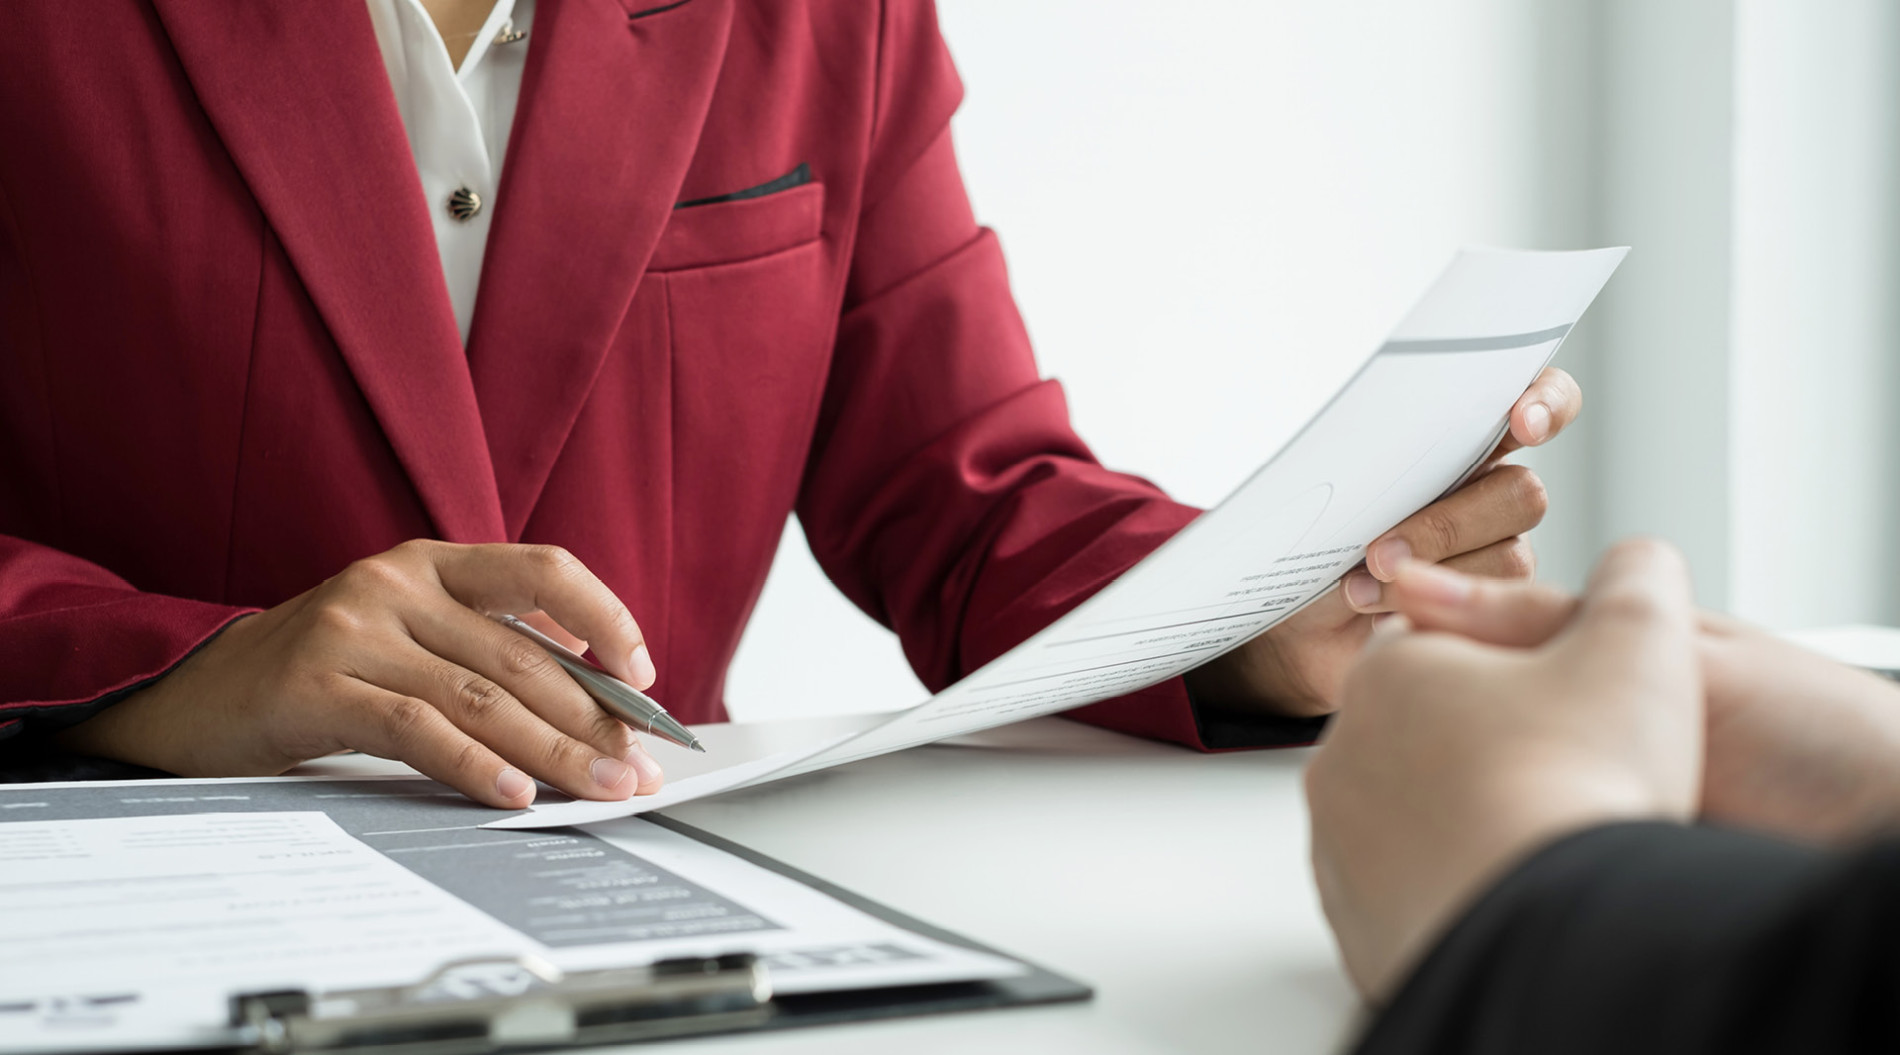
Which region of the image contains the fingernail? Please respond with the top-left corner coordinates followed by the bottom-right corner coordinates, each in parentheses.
top-left (624, 743), bottom-right (664, 786)
top-left (591, 757), bottom-right (635, 794)
top-left (496, 768), bottom-right (534, 803)
top-left (1368, 538), bottom-right (1412, 580)
top-left (1344, 571), bottom-right (1383, 610)
top-left (629, 643), bottom-right (657, 689)
top-left (1405, 561), bottom-right (1474, 606)
top-left (1524, 402), bottom-right (1551, 443)
top-left (1367, 611), bottom-right (1412, 645)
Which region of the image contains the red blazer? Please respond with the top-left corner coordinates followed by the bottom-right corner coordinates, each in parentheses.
top-left (0, 0), bottom-right (1303, 752)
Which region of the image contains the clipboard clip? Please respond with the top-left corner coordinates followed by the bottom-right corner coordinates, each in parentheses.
top-left (231, 953), bottom-right (772, 1054)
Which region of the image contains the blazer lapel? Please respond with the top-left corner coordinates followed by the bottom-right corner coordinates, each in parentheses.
top-left (466, 0), bottom-right (734, 538)
top-left (152, 0), bottom-right (507, 543)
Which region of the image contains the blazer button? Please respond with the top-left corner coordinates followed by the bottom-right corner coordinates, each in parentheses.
top-left (447, 186), bottom-right (483, 221)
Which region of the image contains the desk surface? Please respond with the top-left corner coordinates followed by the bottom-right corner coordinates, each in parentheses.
top-left (295, 715), bottom-right (1363, 1054)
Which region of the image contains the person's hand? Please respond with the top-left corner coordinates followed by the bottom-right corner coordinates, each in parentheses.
top-left (1186, 367), bottom-right (1580, 715)
top-left (54, 540), bottom-right (666, 808)
top-left (1305, 539), bottom-right (1703, 1001)
top-left (1698, 618), bottom-right (1900, 842)
top-left (1390, 564), bottom-right (1900, 846)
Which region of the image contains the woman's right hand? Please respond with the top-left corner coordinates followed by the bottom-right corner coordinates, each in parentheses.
top-left (54, 540), bottom-right (666, 808)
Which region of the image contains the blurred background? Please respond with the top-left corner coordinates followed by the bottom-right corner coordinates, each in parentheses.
top-left (727, 0), bottom-right (1900, 721)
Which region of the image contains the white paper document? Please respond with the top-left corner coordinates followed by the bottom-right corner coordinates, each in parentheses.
top-left (489, 247), bottom-right (1626, 831)
top-left (0, 778), bottom-right (1021, 1054)
top-left (0, 812), bottom-right (536, 1052)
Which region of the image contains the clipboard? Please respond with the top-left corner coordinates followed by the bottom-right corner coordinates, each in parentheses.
top-left (224, 815), bottom-right (1089, 1053)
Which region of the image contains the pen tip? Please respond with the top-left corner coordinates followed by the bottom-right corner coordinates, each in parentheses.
top-left (690, 741), bottom-right (707, 753)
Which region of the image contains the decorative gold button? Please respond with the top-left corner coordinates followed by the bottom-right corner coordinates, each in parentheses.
top-left (447, 186), bottom-right (483, 221)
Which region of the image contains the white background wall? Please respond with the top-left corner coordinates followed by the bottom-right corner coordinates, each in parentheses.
top-left (1728, 0), bottom-right (1900, 626)
top-left (726, 0), bottom-right (1900, 722)
top-left (728, 1), bottom-right (1587, 720)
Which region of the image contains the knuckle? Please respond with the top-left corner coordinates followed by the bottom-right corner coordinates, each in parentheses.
top-left (603, 603), bottom-right (641, 643)
top-left (1419, 509), bottom-right (1462, 557)
top-left (527, 545), bottom-right (581, 577)
top-left (541, 733), bottom-right (591, 774)
top-left (391, 538), bottom-right (439, 562)
top-left (1505, 465), bottom-right (1550, 523)
top-left (449, 739), bottom-right (492, 779)
top-left (379, 696), bottom-right (432, 747)
top-left (1502, 538), bottom-right (1537, 578)
top-left (499, 639), bottom-right (557, 680)
top-left (345, 554), bottom-right (412, 594)
top-left (598, 718), bottom-right (634, 751)
top-left (308, 600), bottom-right (368, 640)
top-left (451, 671), bottom-right (514, 721)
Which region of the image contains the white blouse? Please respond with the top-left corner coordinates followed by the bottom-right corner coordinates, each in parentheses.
top-left (364, 0), bottom-right (534, 344)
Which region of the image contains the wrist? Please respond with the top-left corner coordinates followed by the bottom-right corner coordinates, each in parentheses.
top-left (1185, 636), bottom-right (1334, 719)
top-left (53, 669), bottom-right (194, 772)
top-left (52, 613), bottom-right (258, 776)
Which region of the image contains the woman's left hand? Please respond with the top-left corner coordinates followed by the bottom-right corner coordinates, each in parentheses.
top-left (1186, 367), bottom-right (1582, 715)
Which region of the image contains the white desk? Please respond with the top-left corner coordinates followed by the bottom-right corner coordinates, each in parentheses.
top-left (297, 716), bottom-right (1363, 1054)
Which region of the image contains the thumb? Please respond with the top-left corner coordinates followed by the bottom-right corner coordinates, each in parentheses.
top-left (1561, 538), bottom-right (1699, 685)
top-left (1388, 561), bottom-right (1578, 647)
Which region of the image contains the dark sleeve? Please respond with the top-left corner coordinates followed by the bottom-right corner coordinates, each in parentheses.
top-left (1356, 821), bottom-right (1900, 1055)
top-left (795, 0), bottom-right (1318, 752)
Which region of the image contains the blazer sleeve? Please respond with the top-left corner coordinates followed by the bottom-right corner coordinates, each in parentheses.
top-left (1356, 821), bottom-right (1900, 1055)
top-left (795, 0), bottom-right (1320, 752)
top-left (0, 534), bottom-right (252, 742)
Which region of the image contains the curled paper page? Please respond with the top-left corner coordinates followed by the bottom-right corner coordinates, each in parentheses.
top-left (486, 247), bottom-right (1628, 832)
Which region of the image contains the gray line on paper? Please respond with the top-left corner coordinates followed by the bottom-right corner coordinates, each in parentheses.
top-left (1379, 323), bottom-right (1571, 355)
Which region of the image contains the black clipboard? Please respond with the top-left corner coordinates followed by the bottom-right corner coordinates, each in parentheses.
top-left (0, 766), bottom-right (1091, 1052)
top-left (225, 814), bottom-right (1090, 1053)
top-left (643, 815), bottom-right (1091, 1033)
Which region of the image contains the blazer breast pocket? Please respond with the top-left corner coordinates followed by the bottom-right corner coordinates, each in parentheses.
top-left (652, 163), bottom-right (834, 635)
top-left (649, 165), bottom-right (824, 272)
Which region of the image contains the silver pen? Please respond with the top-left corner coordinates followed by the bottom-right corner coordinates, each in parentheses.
top-left (491, 613), bottom-right (706, 753)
